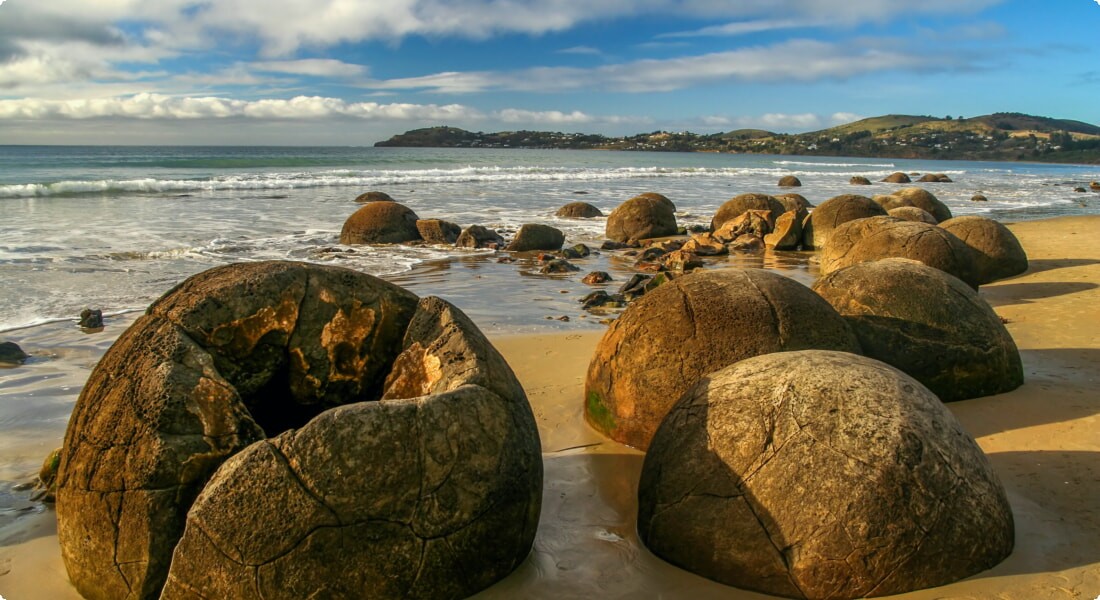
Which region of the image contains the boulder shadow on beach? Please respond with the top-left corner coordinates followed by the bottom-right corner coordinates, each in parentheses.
top-left (1012, 258), bottom-right (1100, 276)
top-left (982, 281), bottom-right (1099, 306)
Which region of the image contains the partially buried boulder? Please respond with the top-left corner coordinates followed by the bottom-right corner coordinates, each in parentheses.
top-left (638, 350), bottom-right (1014, 599)
top-left (801, 194), bottom-right (887, 250)
top-left (340, 201), bottom-right (422, 245)
top-left (56, 261), bottom-right (541, 600)
top-left (777, 175), bottom-right (802, 187)
top-left (711, 193), bottom-right (785, 231)
top-left (0, 341), bottom-right (29, 365)
top-left (813, 258), bottom-right (1023, 401)
top-left (940, 215), bottom-right (1028, 283)
top-left (415, 219), bottom-right (461, 244)
top-left (774, 193), bottom-right (813, 213)
top-left (821, 216), bottom-right (980, 289)
top-left (849, 176), bottom-right (872, 185)
top-left (584, 268), bottom-right (861, 450)
top-left (506, 223), bottom-right (565, 252)
top-left (918, 173), bottom-right (953, 183)
top-left (892, 187), bottom-right (953, 222)
top-left (605, 193), bottom-right (678, 243)
top-left (971, 194), bottom-right (989, 202)
top-left (882, 172), bottom-right (912, 184)
top-left (455, 224), bottom-right (505, 249)
top-left (354, 191), bottom-right (395, 203)
top-left (555, 201), bottom-right (603, 218)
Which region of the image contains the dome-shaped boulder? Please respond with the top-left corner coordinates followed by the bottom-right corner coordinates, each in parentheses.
top-left (887, 206), bottom-right (938, 224)
top-left (340, 201), bottom-right (422, 244)
top-left (606, 194), bottom-right (678, 243)
top-left (892, 187), bottom-right (953, 222)
top-left (821, 216), bottom-right (980, 288)
top-left (354, 191), bottom-right (395, 203)
top-left (849, 176), bottom-right (872, 185)
top-left (638, 350), bottom-right (1014, 599)
top-left (940, 215), bottom-right (1028, 283)
top-left (556, 201), bottom-right (603, 218)
top-left (774, 193), bottom-right (813, 213)
top-left (918, 173), bottom-right (953, 183)
top-left (777, 175), bottom-right (802, 187)
top-left (506, 223), bottom-right (566, 252)
top-left (57, 262), bottom-right (541, 600)
top-left (881, 172), bottom-right (912, 184)
top-left (971, 194), bottom-right (989, 202)
top-left (801, 194), bottom-right (887, 250)
top-left (584, 269), bottom-right (861, 450)
top-left (711, 193), bottom-right (785, 231)
top-left (813, 258), bottom-right (1023, 401)
top-left (416, 219), bottom-right (461, 244)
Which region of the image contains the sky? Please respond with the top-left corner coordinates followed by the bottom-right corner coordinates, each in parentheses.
top-left (0, 0), bottom-right (1098, 145)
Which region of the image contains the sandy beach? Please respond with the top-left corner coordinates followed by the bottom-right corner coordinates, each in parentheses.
top-left (2, 215), bottom-right (1098, 599)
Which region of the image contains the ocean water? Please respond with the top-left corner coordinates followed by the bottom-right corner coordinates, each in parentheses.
top-left (0, 145), bottom-right (1097, 484)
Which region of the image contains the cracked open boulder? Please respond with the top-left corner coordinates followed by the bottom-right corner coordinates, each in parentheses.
top-left (56, 261), bottom-right (542, 600)
top-left (638, 350), bottom-right (1014, 600)
top-left (584, 268), bottom-right (861, 450)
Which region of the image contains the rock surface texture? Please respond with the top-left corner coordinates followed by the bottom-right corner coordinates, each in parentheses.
top-left (820, 216), bottom-right (980, 289)
top-left (711, 193), bottom-right (785, 231)
top-left (638, 350), bottom-right (1014, 600)
top-left (813, 258), bottom-right (1023, 401)
top-left (940, 215), bottom-right (1029, 284)
top-left (801, 194), bottom-right (887, 250)
top-left (584, 268), bottom-right (861, 450)
top-left (56, 261), bottom-right (541, 600)
top-left (506, 223), bottom-right (566, 252)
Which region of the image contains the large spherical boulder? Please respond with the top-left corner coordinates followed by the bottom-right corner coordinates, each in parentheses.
top-left (556, 201), bottom-right (603, 218)
top-left (918, 173), bottom-right (953, 183)
top-left (777, 175), bottom-right (802, 187)
top-left (813, 258), bottom-right (1023, 401)
top-left (340, 201), bottom-right (422, 244)
top-left (849, 176), bottom-right (872, 185)
top-left (638, 350), bottom-right (1014, 600)
top-left (506, 223), bottom-right (565, 252)
top-left (940, 215), bottom-right (1028, 284)
top-left (820, 216), bottom-right (980, 288)
top-left (801, 194), bottom-right (887, 250)
top-left (57, 261), bottom-right (541, 600)
top-left (606, 193), bottom-right (678, 242)
top-left (711, 193), bottom-right (785, 231)
top-left (584, 269), bottom-right (861, 450)
top-left (893, 187), bottom-right (953, 222)
top-left (774, 193), bottom-right (813, 213)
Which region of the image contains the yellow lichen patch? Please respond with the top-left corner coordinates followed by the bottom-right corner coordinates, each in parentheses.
top-left (208, 295), bottom-right (299, 355)
top-left (321, 303), bottom-right (377, 379)
top-left (382, 342), bottom-right (443, 400)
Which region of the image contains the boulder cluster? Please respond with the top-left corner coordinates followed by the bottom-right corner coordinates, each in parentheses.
top-left (56, 261), bottom-right (542, 600)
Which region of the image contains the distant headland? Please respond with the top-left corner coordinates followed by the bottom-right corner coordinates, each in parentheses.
top-left (375, 112), bottom-right (1100, 165)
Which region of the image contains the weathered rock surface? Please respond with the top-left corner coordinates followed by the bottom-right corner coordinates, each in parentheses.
top-left (801, 194), bottom-right (887, 250)
top-left (820, 216), bottom-right (980, 288)
top-left (714, 210), bottom-right (773, 242)
top-left (340, 201), bottom-right (422, 245)
top-left (556, 201), bottom-right (603, 218)
top-left (415, 219), bottom-right (462, 244)
top-left (711, 194), bottom-right (785, 231)
top-left (584, 269), bottom-right (861, 450)
top-left (774, 193), bottom-right (813, 213)
top-left (682, 232), bottom-right (728, 256)
top-left (605, 193), bottom-right (678, 242)
top-left (940, 215), bottom-right (1028, 283)
top-left (777, 175), bottom-right (802, 187)
top-left (638, 350), bottom-right (1014, 599)
top-left (57, 261), bottom-right (541, 600)
top-left (582, 271), bottom-right (612, 284)
top-left (1091, 181), bottom-right (1100, 191)
top-left (764, 209), bottom-right (806, 250)
top-left (455, 225), bottom-right (505, 249)
top-left (507, 223), bottom-right (565, 252)
top-left (892, 187), bottom-right (953, 222)
top-left (881, 172), bottom-right (912, 184)
top-left (0, 340), bottom-right (29, 365)
top-left (813, 258), bottom-right (1023, 401)
top-left (79, 308), bottom-right (104, 329)
top-left (354, 191), bottom-right (395, 203)
top-left (887, 206), bottom-right (938, 224)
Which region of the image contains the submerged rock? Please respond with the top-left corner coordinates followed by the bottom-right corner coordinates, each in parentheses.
top-left (415, 219), bottom-right (461, 244)
top-left (556, 201), bottom-right (603, 218)
top-left (456, 224), bottom-right (505, 249)
top-left (0, 341), bottom-right (29, 365)
top-left (79, 308), bottom-right (104, 330)
top-left (881, 172), bottom-right (912, 184)
top-left (777, 175), bottom-right (802, 187)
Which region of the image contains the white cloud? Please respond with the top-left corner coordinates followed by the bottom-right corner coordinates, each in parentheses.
top-left (251, 59), bottom-right (368, 78)
top-left (368, 39), bottom-right (938, 94)
top-left (829, 112), bottom-right (865, 125)
top-left (557, 46), bottom-right (602, 55)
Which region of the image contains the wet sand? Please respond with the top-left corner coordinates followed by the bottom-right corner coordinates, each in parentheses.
top-left (2, 216), bottom-right (1099, 599)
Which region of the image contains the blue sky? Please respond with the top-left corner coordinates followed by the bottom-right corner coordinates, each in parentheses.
top-left (0, 0), bottom-right (1098, 144)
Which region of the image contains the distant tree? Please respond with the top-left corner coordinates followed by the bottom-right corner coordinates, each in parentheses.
top-left (945, 115), bottom-right (954, 120)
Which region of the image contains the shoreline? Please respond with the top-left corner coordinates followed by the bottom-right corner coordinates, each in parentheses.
top-left (2, 215), bottom-right (1099, 599)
